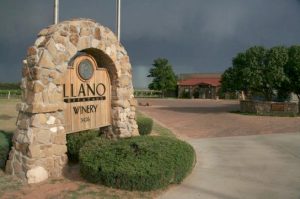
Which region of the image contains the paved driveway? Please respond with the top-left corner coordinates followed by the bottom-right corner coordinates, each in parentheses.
top-left (138, 99), bottom-right (300, 138)
top-left (137, 99), bottom-right (300, 199)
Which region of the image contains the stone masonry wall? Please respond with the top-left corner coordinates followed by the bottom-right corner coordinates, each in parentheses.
top-left (240, 100), bottom-right (298, 116)
top-left (6, 19), bottom-right (138, 183)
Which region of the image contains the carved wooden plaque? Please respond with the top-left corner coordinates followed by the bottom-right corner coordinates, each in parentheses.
top-left (63, 55), bottom-right (111, 133)
top-left (271, 104), bottom-right (285, 112)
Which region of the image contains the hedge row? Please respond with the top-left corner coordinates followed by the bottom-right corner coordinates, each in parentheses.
top-left (0, 131), bottom-right (12, 169)
top-left (66, 115), bottom-right (154, 161)
top-left (137, 116), bottom-right (153, 135)
top-left (66, 130), bottom-right (100, 162)
top-left (79, 136), bottom-right (196, 191)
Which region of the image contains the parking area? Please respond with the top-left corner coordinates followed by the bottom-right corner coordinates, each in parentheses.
top-left (137, 99), bottom-right (300, 138)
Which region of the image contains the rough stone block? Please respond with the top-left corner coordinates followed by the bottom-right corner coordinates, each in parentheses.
top-left (69, 25), bottom-right (78, 34)
top-left (129, 98), bottom-right (137, 106)
top-left (27, 145), bottom-right (41, 158)
top-left (46, 39), bottom-right (58, 57)
top-left (94, 27), bottom-right (101, 40)
top-left (91, 39), bottom-right (100, 48)
top-left (80, 27), bottom-right (92, 36)
top-left (27, 166), bottom-right (49, 184)
top-left (112, 100), bottom-right (130, 108)
top-left (13, 160), bottom-right (23, 175)
top-left (38, 28), bottom-right (49, 36)
top-left (44, 158), bottom-right (54, 170)
top-left (5, 160), bottom-right (13, 174)
top-left (77, 36), bottom-right (90, 50)
top-left (46, 116), bottom-right (56, 125)
top-left (27, 46), bottom-right (37, 57)
top-left (53, 133), bottom-right (66, 145)
top-left (38, 50), bottom-right (55, 69)
top-left (53, 33), bottom-right (67, 46)
top-left (53, 145), bottom-right (67, 156)
top-left (33, 81), bottom-right (45, 93)
top-left (53, 52), bottom-right (69, 65)
top-left (69, 34), bottom-right (79, 46)
top-left (31, 114), bottom-right (47, 127)
top-left (66, 42), bottom-right (78, 57)
top-left (35, 130), bottom-right (52, 144)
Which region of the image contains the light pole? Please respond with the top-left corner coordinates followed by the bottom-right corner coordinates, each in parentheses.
top-left (116, 0), bottom-right (121, 41)
top-left (54, 0), bottom-right (59, 24)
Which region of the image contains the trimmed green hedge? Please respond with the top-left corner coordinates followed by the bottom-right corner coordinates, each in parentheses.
top-left (137, 116), bottom-right (153, 135)
top-left (66, 130), bottom-right (100, 162)
top-left (0, 131), bottom-right (12, 170)
top-left (79, 136), bottom-right (196, 191)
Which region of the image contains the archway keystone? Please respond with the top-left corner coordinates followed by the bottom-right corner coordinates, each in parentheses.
top-left (6, 19), bottom-right (138, 182)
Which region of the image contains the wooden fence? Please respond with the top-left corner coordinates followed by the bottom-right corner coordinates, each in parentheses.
top-left (134, 90), bottom-right (162, 98)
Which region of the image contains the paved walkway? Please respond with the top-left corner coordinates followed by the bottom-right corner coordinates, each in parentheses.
top-left (160, 134), bottom-right (300, 199)
top-left (137, 99), bottom-right (300, 199)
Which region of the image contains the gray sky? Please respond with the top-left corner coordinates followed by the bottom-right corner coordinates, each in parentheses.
top-left (1, 0), bottom-right (300, 88)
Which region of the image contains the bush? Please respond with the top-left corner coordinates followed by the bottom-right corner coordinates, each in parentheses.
top-left (137, 116), bottom-right (153, 135)
top-left (79, 136), bottom-right (196, 191)
top-left (0, 131), bottom-right (12, 170)
top-left (66, 130), bottom-right (100, 162)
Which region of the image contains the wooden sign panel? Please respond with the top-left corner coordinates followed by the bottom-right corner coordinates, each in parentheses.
top-left (271, 104), bottom-right (285, 112)
top-left (63, 55), bottom-right (111, 133)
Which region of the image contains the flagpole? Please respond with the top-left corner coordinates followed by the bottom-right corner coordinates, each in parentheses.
top-left (116, 0), bottom-right (121, 41)
top-left (54, 0), bottom-right (59, 24)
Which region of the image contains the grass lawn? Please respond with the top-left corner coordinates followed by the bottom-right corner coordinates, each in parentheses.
top-left (0, 99), bottom-right (174, 198)
top-left (0, 99), bottom-right (19, 134)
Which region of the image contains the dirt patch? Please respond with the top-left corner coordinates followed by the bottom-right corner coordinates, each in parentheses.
top-left (0, 165), bottom-right (160, 199)
top-left (0, 114), bottom-right (14, 120)
top-left (2, 182), bottom-right (79, 199)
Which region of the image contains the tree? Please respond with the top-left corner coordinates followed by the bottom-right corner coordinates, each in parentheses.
top-left (0, 82), bottom-right (21, 90)
top-left (147, 58), bottom-right (177, 97)
top-left (262, 46), bottom-right (289, 100)
top-left (221, 46), bottom-right (289, 101)
top-left (284, 45), bottom-right (300, 110)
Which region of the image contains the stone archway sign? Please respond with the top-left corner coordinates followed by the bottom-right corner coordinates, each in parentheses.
top-left (6, 19), bottom-right (139, 183)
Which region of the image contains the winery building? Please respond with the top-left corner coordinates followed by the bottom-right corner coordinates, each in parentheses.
top-left (177, 73), bottom-right (221, 99)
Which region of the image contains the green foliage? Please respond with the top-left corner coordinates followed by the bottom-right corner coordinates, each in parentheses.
top-left (0, 90), bottom-right (21, 95)
top-left (147, 58), bottom-right (177, 97)
top-left (0, 82), bottom-right (20, 90)
top-left (0, 131), bottom-right (12, 169)
top-left (66, 130), bottom-right (100, 162)
top-left (284, 45), bottom-right (300, 111)
top-left (285, 46), bottom-right (300, 98)
top-left (79, 136), bottom-right (196, 191)
top-left (221, 46), bottom-right (289, 101)
top-left (137, 116), bottom-right (153, 135)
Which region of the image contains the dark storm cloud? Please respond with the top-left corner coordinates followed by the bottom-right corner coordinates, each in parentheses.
top-left (0, 0), bottom-right (300, 88)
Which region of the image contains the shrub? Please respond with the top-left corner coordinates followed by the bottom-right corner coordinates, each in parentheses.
top-left (66, 130), bottom-right (100, 162)
top-left (0, 131), bottom-right (12, 170)
top-left (137, 116), bottom-right (153, 135)
top-left (79, 136), bottom-right (196, 191)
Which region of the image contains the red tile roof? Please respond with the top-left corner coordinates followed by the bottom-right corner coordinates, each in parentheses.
top-left (178, 77), bottom-right (221, 87)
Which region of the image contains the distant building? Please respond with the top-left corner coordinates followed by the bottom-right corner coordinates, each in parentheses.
top-left (177, 73), bottom-right (221, 99)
